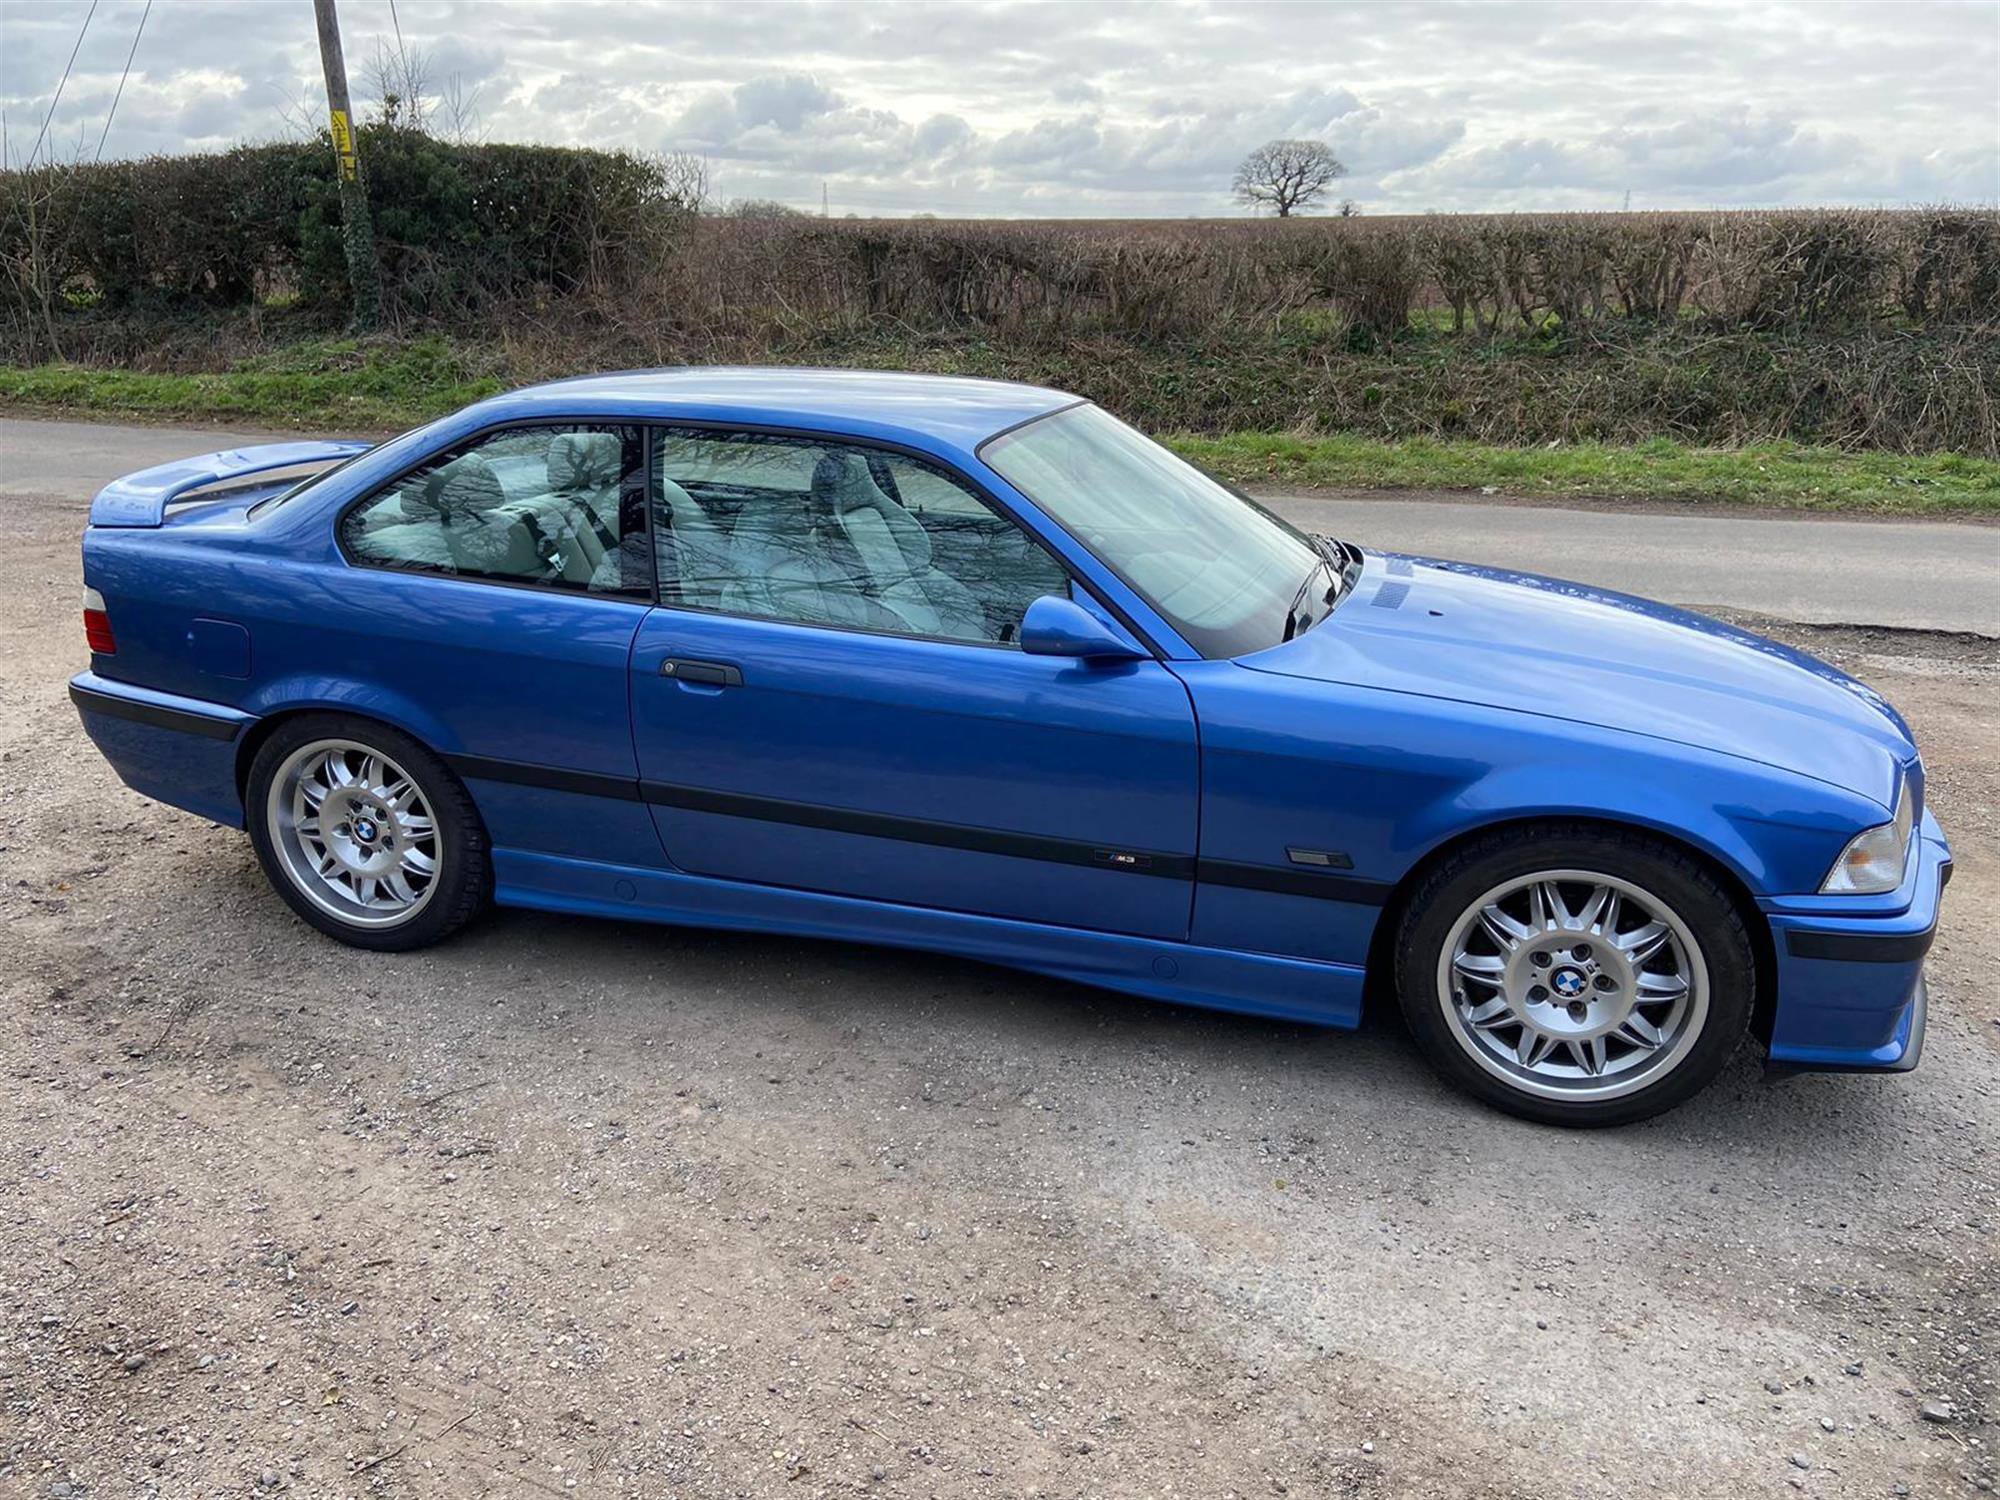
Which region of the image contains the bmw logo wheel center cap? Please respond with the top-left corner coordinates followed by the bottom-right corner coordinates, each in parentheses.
top-left (1502, 936), bottom-right (1637, 1038)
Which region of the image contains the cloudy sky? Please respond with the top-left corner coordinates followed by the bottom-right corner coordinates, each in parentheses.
top-left (1, 0), bottom-right (1994, 216)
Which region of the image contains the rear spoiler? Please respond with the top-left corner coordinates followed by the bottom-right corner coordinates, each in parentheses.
top-left (88, 440), bottom-right (374, 527)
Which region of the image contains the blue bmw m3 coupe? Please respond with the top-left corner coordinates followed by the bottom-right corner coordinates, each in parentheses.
top-left (70, 369), bottom-right (1949, 1124)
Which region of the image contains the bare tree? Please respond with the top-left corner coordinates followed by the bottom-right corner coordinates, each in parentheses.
top-left (651, 151), bottom-right (709, 215)
top-left (360, 37), bottom-right (485, 141)
top-left (721, 198), bottom-right (808, 220)
top-left (271, 81), bottom-right (323, 140)
top-left (1232, 139), bottom-right (1347, 218)
top-left (2, 159), bottom-right (69, 358)
top-left (434, 71), bottom-right (485, 144)
top-left (364, 36), bottom-right (430, 130)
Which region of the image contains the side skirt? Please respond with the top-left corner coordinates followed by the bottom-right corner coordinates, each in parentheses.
top-left (492, 848), bottom-right (1366, 1030)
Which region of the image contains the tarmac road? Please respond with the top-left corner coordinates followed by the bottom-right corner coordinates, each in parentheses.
top-left (1275, 488), bottom-right (2000, 637)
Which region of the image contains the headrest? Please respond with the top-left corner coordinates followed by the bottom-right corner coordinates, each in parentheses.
top-left (406, 453), bottom-right (504, 522)
top-left (656, 471), bottom-right (698, 516)
top-left (547, 431), bottom-right (621, 493)
top-left (810, 450), bottom-right (930, 568)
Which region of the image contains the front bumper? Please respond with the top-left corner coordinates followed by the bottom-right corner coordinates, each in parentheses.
top-left (1760, 808), bottom-right (1950, 1073)
top-left (70, 670), bottom-right (252, 828)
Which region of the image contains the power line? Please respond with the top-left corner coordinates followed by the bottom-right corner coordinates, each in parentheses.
top-left (94, 0), bottom-right (152, 162)
top-left (25, 0), bottom-right (100, 169)
top-left (385, 0), bottom-right (422, 127)
top-left (387, 0), bottom-right (412, 90)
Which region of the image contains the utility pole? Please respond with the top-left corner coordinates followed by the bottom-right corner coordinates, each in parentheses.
top-left (312, 0), bottom-right (381, 330)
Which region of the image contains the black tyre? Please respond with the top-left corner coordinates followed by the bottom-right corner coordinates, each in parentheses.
top-left (1393, 823), bottom-right (1754, 1127)
top-left (244, 713), bottom-right (490, 952)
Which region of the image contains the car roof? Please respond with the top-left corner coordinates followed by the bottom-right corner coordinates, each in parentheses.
top-left (461, 367), bottom-right (1082, 451)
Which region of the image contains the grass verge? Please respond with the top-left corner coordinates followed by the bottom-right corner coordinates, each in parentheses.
top-left (1179, 432), bottom-right (2000, 516)
top-left (0, 337), bottom-right (504, 432)
top-left (3, 347), bottom-right (1995, 515)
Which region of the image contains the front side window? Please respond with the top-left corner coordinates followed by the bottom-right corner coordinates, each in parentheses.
top-left (340, 425), bottom-right (651, 598)
top-left (981, 403), bottom-right (1322, 658)
top-left (651, 429), bottom-right (1069, 646)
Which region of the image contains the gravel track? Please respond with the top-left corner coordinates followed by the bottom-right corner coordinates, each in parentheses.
top-left (2, 481), bottom-right (1994, 1499)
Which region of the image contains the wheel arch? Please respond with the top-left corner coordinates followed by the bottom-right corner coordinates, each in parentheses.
top-left (233, 697), bottom-right (469, 814)
top-left (1362, 813), bottom-right (1779, 1046)
top-left (232, 702), bottom-right (496, 951)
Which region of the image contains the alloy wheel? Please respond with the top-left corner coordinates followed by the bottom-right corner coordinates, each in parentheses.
top-left (1435, 868), bottom-right (1709, 1103)
top-left (266, 738), bottom-right (441, 928)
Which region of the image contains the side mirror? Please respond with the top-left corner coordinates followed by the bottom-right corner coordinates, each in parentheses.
top-left (1019, 595), bottom-right (1146, 663)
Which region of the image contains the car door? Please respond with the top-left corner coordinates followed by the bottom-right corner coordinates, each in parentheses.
top-left (311, 421), bottom-right (666, 868)
top-left (630, 426), bottom-right (1200, 940)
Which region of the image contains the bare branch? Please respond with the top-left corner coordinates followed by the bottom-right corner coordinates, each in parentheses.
top-left (651, 151), bottom-right (708, 215)
top-left (363, 36), bottom-right (431, 130)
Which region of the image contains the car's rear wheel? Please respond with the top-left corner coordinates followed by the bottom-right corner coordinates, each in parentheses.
top-left (1394, 825), bottom-right (1753, 1126)
top-left (245, 714), bottom-right (489, 951)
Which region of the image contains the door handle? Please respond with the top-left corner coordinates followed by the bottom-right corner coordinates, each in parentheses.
top-left (661, 658), bottom-right (742, 687)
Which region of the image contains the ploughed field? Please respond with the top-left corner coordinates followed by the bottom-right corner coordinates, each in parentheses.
top-left (2, 462), bottom-right (1995, 1497)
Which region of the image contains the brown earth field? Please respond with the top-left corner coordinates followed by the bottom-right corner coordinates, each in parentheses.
top-left (1, 481), bottom-right (1994, 1498)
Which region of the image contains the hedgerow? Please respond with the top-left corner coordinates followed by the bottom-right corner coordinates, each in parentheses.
top-left (0, 128), bottom-right (679, 323)
top-left (2, 134), bottom-right (1994, 453)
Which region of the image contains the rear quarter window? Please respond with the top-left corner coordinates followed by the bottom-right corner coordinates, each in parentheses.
top-left (246, 453), bottom-right (370, 518)
top-left (339, 424), bottom-right (652, 598)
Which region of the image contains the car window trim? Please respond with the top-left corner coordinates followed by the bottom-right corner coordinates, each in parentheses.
top-left (977, 396), bottom-right (1091, 448)
top-left (332, 418), bottom-right (660, 605)
top-left (638, 416), bottom-right (1166, 659)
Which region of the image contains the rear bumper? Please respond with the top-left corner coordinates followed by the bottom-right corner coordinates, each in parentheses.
top-left (1761, 809), bottom-right (1950, 1073)
top-left (70, 670), bottom-right (252, 828)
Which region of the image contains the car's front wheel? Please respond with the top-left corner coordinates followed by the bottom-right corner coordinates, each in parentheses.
top-left (245, 714), bottom-right (490, 951)
top-left (1394, 825), bottom-right (1753, 1126)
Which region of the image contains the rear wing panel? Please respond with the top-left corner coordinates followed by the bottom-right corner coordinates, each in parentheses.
top-left (88, 440), bottom-right (373, 527)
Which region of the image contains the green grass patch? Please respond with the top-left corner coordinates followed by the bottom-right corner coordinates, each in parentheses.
top-left (1174, 432), bottom-right (2000, 515)
top-left (2, 347), bottom-right (1993, 515)
top-left (0, 336), bottom-right (504, 432)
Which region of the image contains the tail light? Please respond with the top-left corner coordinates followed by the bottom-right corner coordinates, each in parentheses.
top-left (83, 586), bottom-right (116, 655)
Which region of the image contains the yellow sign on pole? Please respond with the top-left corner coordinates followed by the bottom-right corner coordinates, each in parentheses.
top-left (328, 109), bottom-right (357, 181)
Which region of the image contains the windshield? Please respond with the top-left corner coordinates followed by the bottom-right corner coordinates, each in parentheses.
top-left (980, 403), bottom-right (1328, 657)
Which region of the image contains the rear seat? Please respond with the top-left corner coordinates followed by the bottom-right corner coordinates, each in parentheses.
top-left (400, 453), bottom-right (542, 577)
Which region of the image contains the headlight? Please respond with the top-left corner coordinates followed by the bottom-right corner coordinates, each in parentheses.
top-left (1821, 781), bottom-right (1914, 894)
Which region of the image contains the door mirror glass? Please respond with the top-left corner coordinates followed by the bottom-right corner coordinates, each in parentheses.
top-left (1018, 595), bottom-right (1145, 662)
